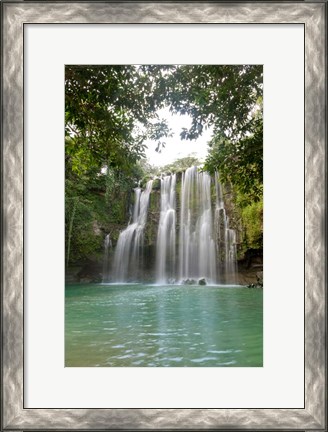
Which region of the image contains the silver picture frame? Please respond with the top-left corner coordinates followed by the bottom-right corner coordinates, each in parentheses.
top-left (1, 1), bottom-right (326, 430)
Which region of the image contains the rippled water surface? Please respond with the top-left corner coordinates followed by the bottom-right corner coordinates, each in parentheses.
top-left (65, 284), bottom-right (262, 367)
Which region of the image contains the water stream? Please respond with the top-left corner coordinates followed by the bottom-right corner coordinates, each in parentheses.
top-left (156, 174), bottom-right (176, 284)
top-left (112, 180), bottom-right (153, 282)
top-left (107, 167), bottom-right (237, 284)
top-left (179, 166), bottom-right (217, 284)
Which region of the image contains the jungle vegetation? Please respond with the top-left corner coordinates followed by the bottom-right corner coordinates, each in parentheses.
top-left (65, 65), bottom-right (263, 265)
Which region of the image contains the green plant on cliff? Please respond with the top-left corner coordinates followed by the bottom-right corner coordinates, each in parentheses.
top-left (161, 155), bottom-right (201, 174)
top-left (65, 163), bottom-right (143, 264)
top-left (66, 191), bottom-right (103, 263)
top-left (239, 197), bottom-right (263, 250)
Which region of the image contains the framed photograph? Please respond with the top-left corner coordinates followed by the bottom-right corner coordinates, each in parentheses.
top-left (1, 1), bottom-right (326, 430)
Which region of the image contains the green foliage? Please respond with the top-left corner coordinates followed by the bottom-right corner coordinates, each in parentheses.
top-left (65, 162), bottom-right (141, 264)
top-left (161, 64), bottom-right (263, 207)
top-left (163, 65), bottom-right (263, 142)
top-left (65, 64), bottom-right (263, 264)
top-left (65, 65), bottom-right (171, 263)
top-left (240, 198), bottom-right (263, 249)
top-left (205, 115), bottom-right (263, 202)
top-left (136, 159), bottom-right (160, 182)
top-left (160, 155), bottom-right (201, 174)
top-left (139, 155), bottom-right (201, 183)
top-left (65, 65), bottom-right (172, 176)
top-left (65, 194), bottom-right (103, 263)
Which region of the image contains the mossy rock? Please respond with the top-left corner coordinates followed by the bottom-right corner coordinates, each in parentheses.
top-left (152, 178), bottom-right (161, 190)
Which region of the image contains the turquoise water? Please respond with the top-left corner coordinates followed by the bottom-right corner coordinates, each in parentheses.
top-left (65, 284), bottom-right (262, 367)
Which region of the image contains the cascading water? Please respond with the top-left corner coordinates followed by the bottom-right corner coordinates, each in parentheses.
top-left (156, 174), bottom-right (176, 284)
top-left (107, 167), bottom-right (237, 284)
top-left (179, 167), bottom-right (217, 284)
top-left (111, 180), bottom-right (153, 282)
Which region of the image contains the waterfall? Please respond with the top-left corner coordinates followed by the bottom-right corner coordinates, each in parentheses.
top-left (108, 167), bottom-right (237, 285)
top-left (155, 167), bottom-right (237, 284)
top-left (112, 180), bottom-right (153, 282)
top-left (156, 174), bottom-right (176, 284)
top-left (179, 166), bottom-right (217, 284)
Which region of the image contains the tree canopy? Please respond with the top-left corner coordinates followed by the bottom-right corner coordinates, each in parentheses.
top-left (65, 64), bottom-right (263, 188)
top-left (160, 65), bottom-right (263, 200)
top-left (65, 65), bottom-right (172, 177)
top-left (164, 65), bottom-right (262, 141)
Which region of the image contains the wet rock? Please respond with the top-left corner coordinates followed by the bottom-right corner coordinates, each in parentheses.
top-left (256, 271), bottom-right (263, 287)
top-left (247, 282), bottom-right (262, 289)
top-left (198, 278), bottom-right (207, 286)
top-left (182, 278), bottom-right (197, 285)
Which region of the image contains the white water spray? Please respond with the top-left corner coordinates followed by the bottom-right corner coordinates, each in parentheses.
top-left (156, 174), bottom-right (176, 284)
top-left (178, 167), bottom-right (217, 284)
top-left (112, 180), bottom-right (153, 282)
